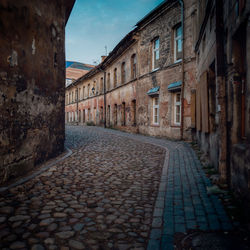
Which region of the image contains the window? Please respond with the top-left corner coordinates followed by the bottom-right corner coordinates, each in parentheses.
top-left (79, 110), bottom-right (81, 123)
top-left (114, 104), bottom-right (117, 125)
top-left (122, 102), bottom-right (126, 126)
top-left (75, 90), bottom-right (77, 102)
top-left (152, 38), bottom-right (160, 70)
top-left (100, 77), bottom-right (104, 93)
top-left (107, 105), bottom-right (111, 126)
top-left (83, 109), bottom-right (85, 123)
top-left (83, 86), bottom-right (85, 99)
top-left (153, 97), bottom-right (159, 125)
top-left (88, 108), bottom-right (90, 121)
top-left (107, 73), bottom-right (110, 91)
top-left (79, 88), bottom-right (81, 100)
top-left (132, 100), bottom-right (136, 125)
top-left (131, 54), bottom-right (137, 79)
top-left (72, 91), bottom-right (74, 103)
top-left (114, 68), bottom-right (117, 88)
top-left (75, 111), bottom-right (77, 122)
top-left (100, 106), bottom-right (103, 122)
top-left (174, 24), bottom-right (182, 62)
top-left (88, 84), bottom-right (90, 97)
top-left (174, 93), bottom-right (181, 125)
top-left (121, 62), bottom-right (126, 84)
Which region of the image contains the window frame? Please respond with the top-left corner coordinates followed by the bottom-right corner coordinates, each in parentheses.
top-left (174, 92), bottom-right (181, 125)
top-left (131, 54), bottom-right (137, 79)
top-left (121, 62), bottom-right (126, 84)
top-left (114, 68), bottom-right (117, 88)
top-left (174, 24), bottom-right (182, 62)
top-left (152, 38), bottom-right (160, 70)
top-left (152, 97), bottom-right (159, 125)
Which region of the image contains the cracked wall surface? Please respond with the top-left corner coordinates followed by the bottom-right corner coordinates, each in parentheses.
top-left (0, 0), bottom-right (73, 183)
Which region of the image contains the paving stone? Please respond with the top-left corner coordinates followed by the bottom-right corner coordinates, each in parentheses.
top-left (39, 218), bottom-right (54, 226)
top-left (10, 241), bottom-right (26, 249)
top-left (68, 240), bottom-right (85, 249)
top-left (9, 215), bottom-right (30, 222)
top-left (31, 244), bottom-right (45, 250)
top-left (73, 223), bottom-right (84, 231)
top-left (55, 231), bottom-right (75, 239)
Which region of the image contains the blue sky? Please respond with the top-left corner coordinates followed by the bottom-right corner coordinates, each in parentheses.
top-left (66, 0), bottom-right (164, 65)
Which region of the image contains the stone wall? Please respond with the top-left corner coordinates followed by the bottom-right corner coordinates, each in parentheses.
top-left (0, 0), bottom-right (74, 183)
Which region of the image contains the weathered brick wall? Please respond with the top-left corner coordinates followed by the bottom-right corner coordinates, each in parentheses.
top-left (0, 1), bottom-right (68, 183)
top-left (136, 0), bottom-right (196, 139)
top-left (65, 0), bottom-right (197, 140)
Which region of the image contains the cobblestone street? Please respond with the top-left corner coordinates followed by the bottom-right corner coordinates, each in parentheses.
top-left (0, 126), bottom-right (232, 250)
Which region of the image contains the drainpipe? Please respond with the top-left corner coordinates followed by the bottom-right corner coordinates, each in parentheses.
top-left (76, 87), bottom-right (79, 125)
top-left (103, 71), bottom-right (107, 128)
top-left (179, 0), bottom-right (185, 140)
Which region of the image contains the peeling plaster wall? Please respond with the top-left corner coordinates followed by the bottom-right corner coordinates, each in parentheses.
top-left (0, 1), bottom-right (66, 183)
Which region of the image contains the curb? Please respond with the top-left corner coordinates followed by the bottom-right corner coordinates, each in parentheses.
top-left (0, 147), bottom-right (72, 194)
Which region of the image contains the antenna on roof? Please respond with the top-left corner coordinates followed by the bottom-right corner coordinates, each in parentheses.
top-left (105, 45), bottom-right (107, 56)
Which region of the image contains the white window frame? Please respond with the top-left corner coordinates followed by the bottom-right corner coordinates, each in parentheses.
top-left (152, 38), bottom-right (160, 70)
top-left (174, 93), bottom-right (181, 125)
top-left (152, 97), bottom-right (159, 125)
top-left (75, 111), bottom-right (77, 122)
top-left (174, 25), bottom-right (182, 63)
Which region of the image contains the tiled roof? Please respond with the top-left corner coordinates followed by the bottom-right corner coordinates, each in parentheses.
top-left (66, 61), bottom-right (94, 70)
top-left (66, 68), bottom-right (89, 80)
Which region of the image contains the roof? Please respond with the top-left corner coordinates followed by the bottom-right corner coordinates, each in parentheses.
top-left (147, 86), bottom-right (160, 96)
top-left (66, 61), bottom-right (94, 70)
top-left (66, 67), bottom-right (90, 80)
top-left (136, 0), bottom-right (177, 28)
top-left (168, 81), bottom-right (182, 91)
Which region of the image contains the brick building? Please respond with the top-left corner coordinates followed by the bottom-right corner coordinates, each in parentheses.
top-left (0, 0), bottom-right (75, 184)
top-left (194, 0), bottom-right (250, 211)
top-left (65, 0), bottom-right (197, 140)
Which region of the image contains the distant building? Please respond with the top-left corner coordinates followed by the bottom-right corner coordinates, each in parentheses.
top-left (66, 61), bottom-right (94, 87)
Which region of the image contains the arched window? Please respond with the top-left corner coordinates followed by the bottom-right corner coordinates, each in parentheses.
top-left (131, 54), bottom-right (137, 79)
top-left (114, 68), bottom-right (117, 88)
top-left (121, 62), bottom-right (126, 84)
top-left (107, 73), bottom-right (110, 91)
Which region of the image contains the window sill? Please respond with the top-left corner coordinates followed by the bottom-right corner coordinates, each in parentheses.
top-left (171, 124), bottom-right (181, 128)
top-left (151, 68), bottom-right (159, 73)
top-left (151, 124), bottom-right (160, 127)
top-left (174, 59), bottom-right (182, 64)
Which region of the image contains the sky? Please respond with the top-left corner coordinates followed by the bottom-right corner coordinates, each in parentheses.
top-left (65, 0), bottom-right (164, 65)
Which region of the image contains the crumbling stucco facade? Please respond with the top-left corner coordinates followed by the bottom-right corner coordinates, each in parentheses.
top-left (65, 0), bottom-right (197, 141)
top-left (194, 0), bottom-right (250, 214)
top-left (0, 0), bottom-right (75, 184)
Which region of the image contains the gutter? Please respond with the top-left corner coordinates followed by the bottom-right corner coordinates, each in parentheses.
top-left (179, 0), bottom-right (185, 140)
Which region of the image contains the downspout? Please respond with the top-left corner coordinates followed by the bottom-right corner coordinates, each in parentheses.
top-left (76, 87), bottom-right (79, 125)
top-left (179, 0), bottom-right (185, 140)
top-left (103, 71), bottom-right (107, 128)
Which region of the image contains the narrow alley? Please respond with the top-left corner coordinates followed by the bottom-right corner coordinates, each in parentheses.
top-left (0, 126), bottom-right (234, 249)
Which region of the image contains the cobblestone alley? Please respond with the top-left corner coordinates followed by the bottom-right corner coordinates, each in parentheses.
top-left (0, 126), bottom-right (232, 250)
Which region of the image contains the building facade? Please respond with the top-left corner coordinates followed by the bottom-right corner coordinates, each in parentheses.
top-left (0, 0), bottom-right (75, 184)
top-left (194, 0), bottom-right (250, 212)
top-left (65, 0), bottom-right (197, 140)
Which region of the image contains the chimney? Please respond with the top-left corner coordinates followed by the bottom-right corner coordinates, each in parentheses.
top-left (101, 56), bottom-right (107, 62)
